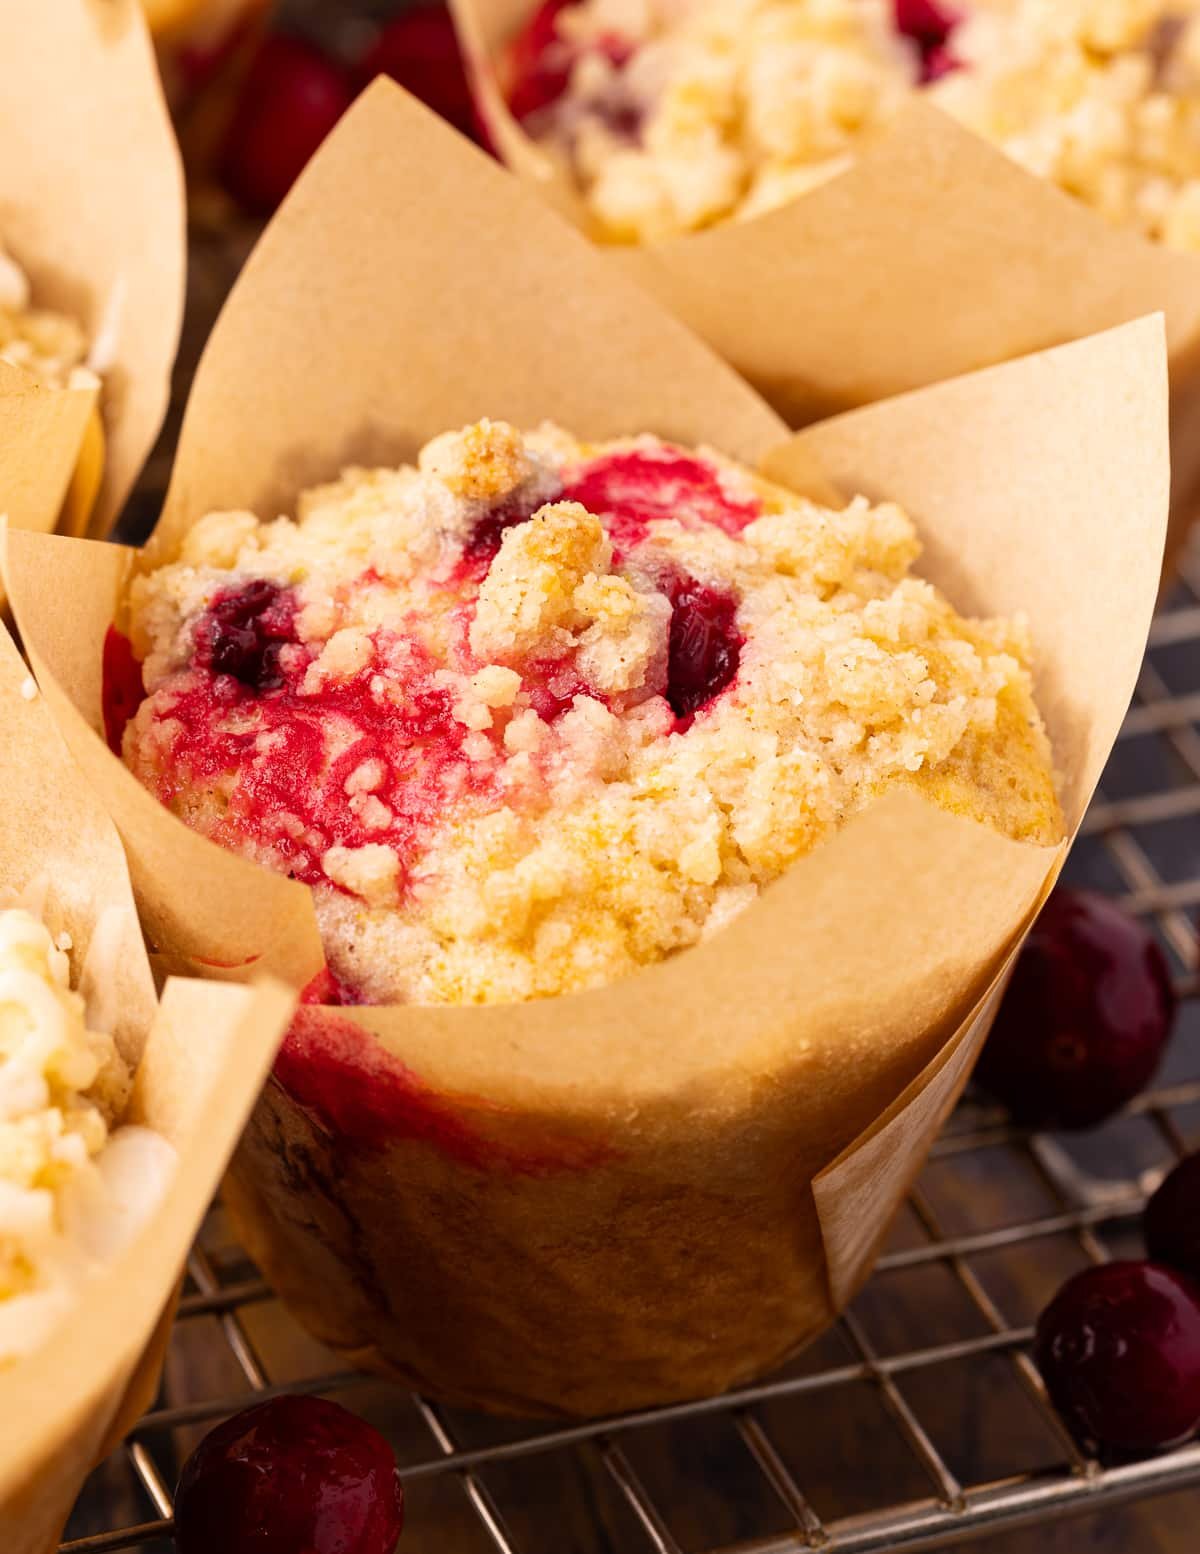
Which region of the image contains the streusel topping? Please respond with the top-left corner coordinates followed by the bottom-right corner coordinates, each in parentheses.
top-left (506, 0), bottom-right (1200, 248)
top-left (0, 241), bottom-right (94, 391)
top-left (121, 419), bottom-right (1062, 1007)
top-left (0, 907), bottom-right (174, 1363)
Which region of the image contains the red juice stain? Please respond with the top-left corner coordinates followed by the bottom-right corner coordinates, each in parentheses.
top-left (276, 1006), bottom-right (615, 1175)
top-left (102, 626), bottom-right (147, 755)
top-left (561, 447), bottom-right (762, 558)
top-left (161, 610), bottom-right (495, 896)
top-left (664, 573), bottom-right (742, 725)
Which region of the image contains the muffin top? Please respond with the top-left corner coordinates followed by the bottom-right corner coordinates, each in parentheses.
top-left (506, 0), bottom-right (1200, 247)
top-left (0, 906), bottom-right (172, 1364)
top-left (121, 420), bottom-right (1061, 1007)
top-left (0, 241), bottom-right (93, 391)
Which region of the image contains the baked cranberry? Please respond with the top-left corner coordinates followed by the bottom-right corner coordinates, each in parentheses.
top-left (975, 889), bottom-right (1175, 1130)
top-left (893, 0), bottom-right (961, 80)
top-left (174, 1395), bottom-right (404, 1554)
top-left (356, 6), bottom-right (481, 142)
top-left (1035, 1261), bottom-right (1200, 1453)
top-left (665, 576), bottom-right (742, 723)
top-left (894, 0), bottom-right (959, 47)
top-left (197, 580), bottom-right (295, 692)
top-left (1145, 1152), bottom-right (1200, 1282)
top-left (463, 491), bottom-right (544, 569)
top-left (220, 34), bottom-right (354, 215)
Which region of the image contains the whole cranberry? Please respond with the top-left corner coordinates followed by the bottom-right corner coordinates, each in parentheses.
top-left (174, 1395), bottom-right (404, 1554)
top-left (1146, 1152), bottom-right (1200, 1283)
top-left (665, 576), bottom-right (742, 723)
top-left (220, 34), bottom-right (354, 215)
top-left (975, 888), bottom-right (1175, 1130)
top-left (356, 5), bottom-right (481, 142)
top-left (1035, 1261), bottom-right (1200, 1453)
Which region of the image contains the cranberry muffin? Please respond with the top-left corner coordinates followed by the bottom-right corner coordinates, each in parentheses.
top-left (119, 419), bottom-right (1061, 1006)
top-left (505, 0), bottom-right (1200, 246)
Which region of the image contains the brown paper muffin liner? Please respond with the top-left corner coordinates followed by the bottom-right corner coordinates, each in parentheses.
top-left (3, 85), bottom-right (1169, 1415)
top-left (452, 0), bottom-right (1200, 574)
top-left (0, 619), bottom-right (294, 1552)
top-left (0, 0), bottom-right (185, 540)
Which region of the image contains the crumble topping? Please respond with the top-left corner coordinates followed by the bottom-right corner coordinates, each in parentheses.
top-left (506, 0), bottom-right (1200, 248)
top-left (0, 907), bottom-right (174, 1363)
top-left (122, 418), bottom-right (1062, 1007)
top-left (0, 240), bottom-right (95, 391)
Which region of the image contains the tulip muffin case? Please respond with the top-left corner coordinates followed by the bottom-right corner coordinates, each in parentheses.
top-left (2, 84), bottom-right (1167, 1421)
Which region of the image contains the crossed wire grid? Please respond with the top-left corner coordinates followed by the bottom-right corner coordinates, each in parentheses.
top-left (60, 548), bottom-right (1200, 1554)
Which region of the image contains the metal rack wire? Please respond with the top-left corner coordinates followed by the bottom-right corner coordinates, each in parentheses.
top-left (60, 548), bottom-right (1200, 1554)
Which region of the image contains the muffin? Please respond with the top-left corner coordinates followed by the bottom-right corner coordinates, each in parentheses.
top-left (506, 0), bottom-right (1200, 247)
top-left (4, 86), bottom-right (1164, 1418)
top-left (0, 904), bottom-right (174, 1365)
top-left (119, 418), bottom-right (1062, 1007)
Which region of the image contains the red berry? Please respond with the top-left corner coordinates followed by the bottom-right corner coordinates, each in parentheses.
top-left (220, 34), bottom-right (354, 215)
top-left (666, 576), bottom-right (742, 723)
top-left (893, 0), bottom-right (960, 47)
top-left (1146, 1152), bottom-right (1200, 1283)
top-left (975, 888), bottom-right (1175, 1130)
top-left (1035, 1262), bottom-right (1200, 1453)
top-left (174, 1395), bottom-right (404, 1554)
top-left (196, 579), bottom-right (296, 692)
top-left (893, 0), bottom-right (961, 80)
top-left (356, 5), bottom-right (481, 142)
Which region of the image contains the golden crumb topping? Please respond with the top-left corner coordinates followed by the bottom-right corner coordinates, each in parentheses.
top-left (0, 907), bottom-right (173, 1362)
top-left (0, 242), bottom-right (93, 390)
top-left (508, 0), bottom-right (1200, 248)
top-left (122, 420), bottom-right (1062, 1007)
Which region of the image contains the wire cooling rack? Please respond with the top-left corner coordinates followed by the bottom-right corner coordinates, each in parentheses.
top-left (59, 546), bottom-right (1200, 1554)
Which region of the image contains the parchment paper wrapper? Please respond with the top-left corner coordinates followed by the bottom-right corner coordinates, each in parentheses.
top-left (0, 0), bottom-right (185, 539)
top-left (3, 86), bottom-right (1169, 1416)
top-left (0, 621), bottom-right (294, 1552)
top-left (453, 0), bottom-right (1200, 574)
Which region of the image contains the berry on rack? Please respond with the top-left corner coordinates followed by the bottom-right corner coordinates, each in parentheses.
top-left (174, 1394), bottom-right (404, 1554)
top-left (1035, 1261), bottom-right (1200, 1453)
top-left (975, 888), bottom-right (1176, 1130)
top-left (1145, 1151), bottom-right (1200, 1283)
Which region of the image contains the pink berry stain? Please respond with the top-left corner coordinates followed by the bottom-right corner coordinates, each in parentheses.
top-left (561, 446), bottom-right (761, 557)
top-left (174, 1394), bottom-right (404, 1554)
top-left (277, 1005), bottom-right (615, 1175)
